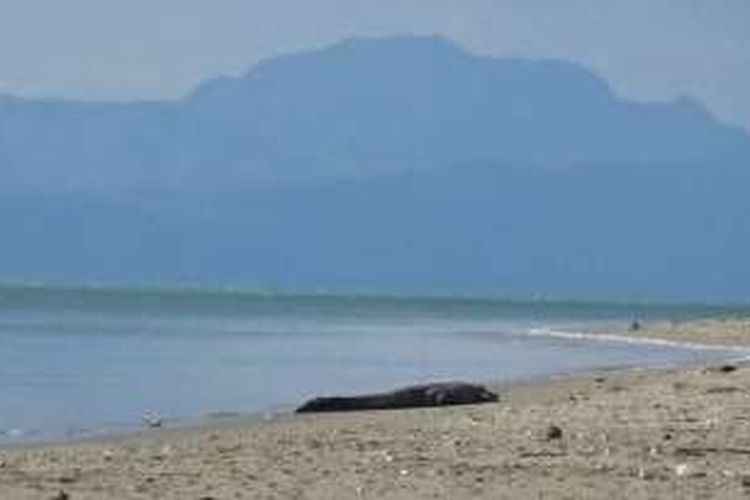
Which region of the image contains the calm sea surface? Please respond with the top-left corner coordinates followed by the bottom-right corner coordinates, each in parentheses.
top-left (0, 285), bottom-right (747, 443)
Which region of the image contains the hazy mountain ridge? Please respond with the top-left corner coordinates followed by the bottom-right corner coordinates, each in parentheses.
top-left (1, 35), bottom-right (748, 196)
top-left (2, 36), bottom-right (749, 299)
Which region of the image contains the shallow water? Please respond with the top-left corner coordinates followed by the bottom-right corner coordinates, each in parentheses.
top-left (0, 285), bottom-right (746, 443)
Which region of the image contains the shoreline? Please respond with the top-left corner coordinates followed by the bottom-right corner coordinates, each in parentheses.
top-left (3, 317), bottom-right (750, 499)
top-left (5, 320), bottom-right (743, 451)
top-left (0, 359), bottom-right (693, 450)
top-left (3, 358), bottom-right (724, 447)
top-left (3, 318), bottom-right (748, 449)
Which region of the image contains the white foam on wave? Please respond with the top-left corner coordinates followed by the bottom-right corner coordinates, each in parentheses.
top-left (1, 428), bottom-right (27, 438)
top-left (526, 327), bottom-right (750, 358)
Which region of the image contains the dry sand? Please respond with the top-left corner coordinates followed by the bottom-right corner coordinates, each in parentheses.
top-left (3, 318), bottom-right (750, 499)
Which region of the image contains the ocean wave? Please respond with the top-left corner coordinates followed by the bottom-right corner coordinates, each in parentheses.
top-left (0, 428), bottom-right (30, 439)
top-left (526, 327), bottom-right (750, 357)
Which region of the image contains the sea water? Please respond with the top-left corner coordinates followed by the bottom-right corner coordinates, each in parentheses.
top-left (0, 285), bottom-right (746, 444)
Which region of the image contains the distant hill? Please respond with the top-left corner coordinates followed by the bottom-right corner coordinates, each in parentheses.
top-left (2, 36), bottom-right (749, 300)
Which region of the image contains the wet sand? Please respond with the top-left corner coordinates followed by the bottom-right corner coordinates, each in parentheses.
top-left (2, 318), bottom-right (750, 499)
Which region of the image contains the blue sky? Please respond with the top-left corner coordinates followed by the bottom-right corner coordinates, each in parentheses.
top-left (1, 0), bottom-right (748, 130)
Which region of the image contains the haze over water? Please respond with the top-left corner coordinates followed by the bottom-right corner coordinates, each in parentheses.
top-left (0, 284), bottom-right (745, 444)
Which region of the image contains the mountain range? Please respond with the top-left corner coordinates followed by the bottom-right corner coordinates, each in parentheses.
top-left (2, 36), bottom-right (749, 300)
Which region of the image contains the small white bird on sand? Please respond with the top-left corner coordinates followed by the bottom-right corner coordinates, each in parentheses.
top-left (142, 413), bottom-right (163, 428)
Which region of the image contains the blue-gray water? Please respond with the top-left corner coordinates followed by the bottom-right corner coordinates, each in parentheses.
top-left (0, 285), bottom-right (747, 444)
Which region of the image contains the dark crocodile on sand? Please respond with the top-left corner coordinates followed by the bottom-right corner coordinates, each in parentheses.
top-left (296, 382), bottom-right (498, 413)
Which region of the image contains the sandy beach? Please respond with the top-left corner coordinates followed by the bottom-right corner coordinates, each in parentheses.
top-left (3, 318), bottom-right (750, 499)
